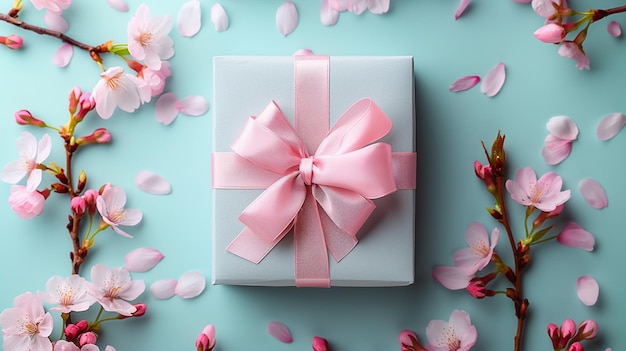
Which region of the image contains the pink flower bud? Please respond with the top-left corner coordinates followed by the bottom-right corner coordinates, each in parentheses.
top-left (547, 323), bottom-right (560, 350)
top-left (76, 128), bottom-right (112, 145)
top-left (398, 329), bottom-right (422, 351)
top-left (196, 324), bottom-right (216, 351)
top-left (71, 196), bottom-right (87, 216)
top-left (568, 342), bottom-right (584, 351)
top-left (9, 185), bottom-right (46, 219)
top-left (75, 92), bottom-right (96, 121)
top-left (64, 324), bottom-right (80, 341)
top-left (79, 331), bottom-right (97, 346)
top-left (2, 34), bottom-right (23, 49)
top-left (312, 336), bottom-right (329, 351)
top-left (82, 189), bottom-right (99, 216)
top-left (578, 320), bottom-right (598, 340)
top-left (69, 86), bottom-right (82, 115)
top-left (560, 319), bottom-right (577, 348)
top-left (132, 303), bottom-right (147, 317)
top-left (75, 320), bottom-right (88, 333)
top-left (534, 23), bottom-right (566, 44)
top-left (14, 109), bottom-right (46, 127)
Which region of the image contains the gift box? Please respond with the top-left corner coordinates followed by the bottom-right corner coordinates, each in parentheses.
top-left (212, 55), bottom-right (416, 287)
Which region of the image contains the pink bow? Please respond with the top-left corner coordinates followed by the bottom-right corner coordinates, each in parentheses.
top-left (226, 98), bottom-right (397, 287)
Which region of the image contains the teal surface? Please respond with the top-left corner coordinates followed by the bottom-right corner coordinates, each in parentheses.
top-left (1, 1), bottom-right (624, 350)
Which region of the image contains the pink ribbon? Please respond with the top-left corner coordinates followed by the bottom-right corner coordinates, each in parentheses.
top-left (212, 55), bottom-right (416, 287)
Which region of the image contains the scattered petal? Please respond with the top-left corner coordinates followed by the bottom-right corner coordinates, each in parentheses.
top-left (155, 92), bottom-right (180, 125)
top-left (542, 134), bottom-right (572, 165)
top-left (276, 1), bottom-right (299, 36)
top-left (53, 43), bottom-right (73, 67)
top-left (211, 3), bottom-right (229, 32)
top-left (135, 170), bottom-right (172, 195)
top-left (579, 178), bottom-right (608, 209)
top-left (547, 116), bottom-right (578, 141)
top-left (480, 62), bottom-right (506, 97)
top-left (608, 21), bottom-right (622, 37)
top-left (106, 0), bottom-right (128, 11)
top-left (294, 48), bottom-right (314, 55)
top-left (432, 266), bottom-right (472, 290)
top-left (320, 0), bottom-right (340, 26)
top-left (557, 222), bottom-right (595, 251)
top-left (449, 75), bottom-right (480, 92)
top-left (178, 0), bottom-right (202, 37)
top-left (576, 276), bottom-right (599, 306)
top-left (175, 271), bottom-right (206, 299)
top-left (125, 247), bottom-right (165, 272)
top-left (596, 112), bottom-right (625, 141)
top-left (178, 96), bottom-right (209, 116)
top-left (454, 0), bottom-right (470, 20)
top-left (268, 321), bottom-right (293, 343)
top-left (44, 11), bottom-right (69, 33)
top-left (150, 279), bottom-right (178, 300)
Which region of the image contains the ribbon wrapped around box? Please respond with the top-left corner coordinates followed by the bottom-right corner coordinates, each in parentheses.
top-left (212, 55), bottom-right (416, 287)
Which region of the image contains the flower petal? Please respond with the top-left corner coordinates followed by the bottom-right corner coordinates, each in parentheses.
top-left (432, 266), bottom-right (472, 290)
top-left (211, 3), bottom-right (229, 32)
top-left (175, 271), bottom-right (206, 299)
top-left (44, 11), bottom-right (69, 33)
top-left (294, 48), bottom-right (314, 55)
top-left (125, 247), bottom-right (165, 272)
top-left (53, 43), bottom-right (73, 67)
top-left (150, 279), bottom-right (178, 300)
top-left (449, 75), bottom-right (480, 92)
top-left (106, 0), bottom-right (128, 12)
top-left (320, 0), bottom-right (340, 26)
top-left (276, 1), bottom-right (299, 36)
top-left (542, 134), bottom-right (572, 165)
top-left (547, 115), bottom-right (578, 141)
top-left (155, 92), bottom-right (180, 125)
top-left (268, 321), bottom-right (293, 343)
top-left (596, 112), bottom-right (625, 141)
top-left (178, 0), bottom-right (202, 37)
top-left (368, 0), bottom-right (390, 14)
top-left (454, 0), bottom-right (470, 20)
top-left (178, 96), bottom-right (209, 116)
top-left (557, 222), bottom-right (595, 251)
top-left (576, 275), bottom-right (599, 306)
top-left (135, 170), bottom-right (172, 195)
top-left (480, 62), bottom-right (506, 97)
top-left (579, 178), bottom-right (608, 209)
top-left (608, 21), bottom-right (622, 37)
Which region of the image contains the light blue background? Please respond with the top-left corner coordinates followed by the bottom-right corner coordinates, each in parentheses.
top-left (1, 1), bottom-right (624, 350)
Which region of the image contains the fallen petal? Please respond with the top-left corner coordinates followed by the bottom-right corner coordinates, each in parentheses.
top-left (276, 1), bottom-right (299, 36)
top-left (320, 0), bottom-right (340, 26)
top-left (576, 275), bottom-right (599, 306)
top-left (211, 3), bottom-right (229, 32)
top-left (480, 62), bottom-right (506, 97)
top-left (455, 0), bottom-right (470, 20)
top-left (155, 92), bottom-right (180, 125)
top-left (125, 247), bottom-right (165, 272)
top-left (175, 271), bottom-right (206, 298)
top-left (596, 112), bottom-right (625, 141)
top-left (432, 265), bottom-right (472, 290)
top-left (53, 43), bottom-right (73, 67)
top-left (449, 75), bottom-right (480, 92)
top-left (44, 11), bottom-right (69, 33)
top-left (608, 21), bottom-right (622, 37)
top-left (106, 0), bottom-right (128, 11)
top-left (178, 96), bottom-right (210, 116)
top-left (150, 279), bottom-right (178, 300)
top-left (268, 321), bottom-right (293, 343)
top-left (557, 222), bottom-right (595, 251)
top-left (178, 0), bottom-right (202, 37)
top-left (547, 115), bottom-right (578, 141)
top-left (135, 170), bottom-right (172, 195)
top-left (542, 134), bottom-right (572, 165)
top-left (579, 178), bottom-right (608, 209)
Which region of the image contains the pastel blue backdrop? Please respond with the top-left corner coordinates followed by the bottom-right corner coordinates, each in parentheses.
top-left (1, 0), bottom-right (624, 350)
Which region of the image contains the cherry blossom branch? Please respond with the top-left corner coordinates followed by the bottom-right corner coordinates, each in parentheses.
top-left (593, 5), bottom-right (626, 22)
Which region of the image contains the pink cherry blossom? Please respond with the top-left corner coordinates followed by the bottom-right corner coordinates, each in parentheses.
top-left (2, 131), bottom-right (52, 191)
top-left (196, 325), bottom-right (216, 351)
top-left (92, 66), bottom-right (142, 119)
top-left (531, 0), bottom-right (566, 19)
top-left (576, 276), bottom-right (599, 306)
top-left (54, 340), bottom-right (81, 351)
top-left (87, 264), bottom-right (145, 316)
top-left (0, 292), bottom-right (54, 351)
top-left (137, 61), bottom-right (171, 103)
top-left (178, 0), bottom-right (202, 37)
top-left (453, 222), bottom-right (499, 274)
top-left (596, 112), bottom-right (625, 141)
top-left (30, 0), bottom-right (71, 14)
top-left (480, 62), bottom-right (506, 97)
top-left (276, 1), bottom-right (299, 36)
top-left (432, 265), bottom-right (473, 290)
top-left (425, 310), bottom-right (477, 351)
top-left (505, 167), bottom-right (571, 212)
top-left (328, 0), bottom-right (390, 15)
top-left (268, 321), bottom-right (293, 343)
top-left (96, 185), bottom-right (143, 238)
top-left (124, 247), bottom-right (165, 272)
top-left (127, 4), bottom-right (174, 70)
top-left (558, 41), bottom-right (589, 70)
top-left (557, 222), bottom-right (595, 251)
top-left (211, 3), bottom-right (229, 32)
top-left (449, 75), bottom-right (480, 92)
top-left (8, 185), bottom-right (46, 219)
top-left (534, 23), bottom-right (565, 43)
top-left (39, 275), bottom-right (95, 313)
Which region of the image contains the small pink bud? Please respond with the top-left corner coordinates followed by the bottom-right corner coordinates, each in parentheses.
top-left (64, 324), bottom-right (80, 341)
top-left (14, 109), bottom-right (47, 127)
top-left (132, 303), bottom-right (147, 317)
top-left (568, 342), bottom-right (584, 351)
top-left (196, 324), bottom-right (216, 351)
top-left (578, 320), bottom-right (598, 340)
top-left (547, 323), bottom-right (560, 350)
top-left (76, 128), bottom-right (112, 145)
top-left (560, 319), bottom-right (577, 348)
top-left (2, 34), bottom-right (23, 49)
top-left (312, 336), bottom-right (329, 351)
top-left (75, 92), bottom-right (96, 121)
top-left (69, 86), bottom-right (82, 115)
top-left (399, 329), bottom-right (424, 351)
top-left (75, 320), bottom-right (88, 333)
top-left (70, 196), bottom-right (87, 216)
top-left (82, 189), bottom-right (98, 216)
top-left (534, 23), bottom-right (566, 44)
top-left (79, 331), bottom-right (97, 346)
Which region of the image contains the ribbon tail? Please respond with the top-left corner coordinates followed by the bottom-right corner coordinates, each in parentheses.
top-left (318, 208), bottom-right (358, 262)
top-left (294, 186), bottom-right (331, 288)
top-left (227, 225), bottom-right (293, 264)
